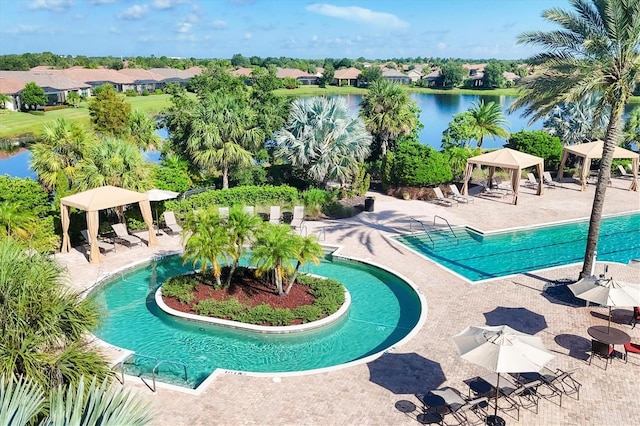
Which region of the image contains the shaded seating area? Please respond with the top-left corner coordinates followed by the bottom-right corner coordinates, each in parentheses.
top-left (449, 184), bottom-right (473, 203)
top-left (556, 140), bottom-right (639, 191)
top-left (60, 186), bottom-right (157, 263)
top-left (432, 187), bottom-right (457, 207)
top-left (589, 339), bottom-right (614, 370)
top-left (416, 387), bottom-right (488, 426)
top-left (461, 148), bottom-right (545, 205)
top-left (111, 223), bottom-right (143, 247)
top-left (80, 229), bottom-right (114, 254)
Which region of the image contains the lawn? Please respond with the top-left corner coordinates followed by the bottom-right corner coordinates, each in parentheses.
top-left (0, 94), bottom-right (173, 139)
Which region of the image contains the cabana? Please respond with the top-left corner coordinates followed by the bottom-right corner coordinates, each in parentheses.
top-left (60, 186), bottom-right (157, 263)
top-left (461, 148), bottom-right (544, 205)
top-left (556, 140), bottom-right (639, 191)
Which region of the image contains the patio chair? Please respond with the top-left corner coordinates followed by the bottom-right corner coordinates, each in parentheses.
top-left (630, 306), bottom-right (640, 329)
top-left (425, 387), bottom-right (488, 426)
top-left (617, 164), bottom-right (634, 179)
top-left (162, 211), bottom-right (183, 235)
top-left (589, 339), bottom-right (614, 370)
top-left (269, 206), bottom-right (281, 224)
top-left (80, 229), bottom-right (114, 254)
top-left (290, 205), bottom-right (306, 234)
top-left (491, 177), bottom-right (512, 193)
top-left (432, 187), bottom-right (457, 207)
top-left (478, 373), bottom-right (541, 421)
top-left (111, 223), bottom-right (143, 247)
top-left (510, 370), bottom-right (563, 407)
top-left (623, 341), bottom-right (640, 363)
top-left (243, 206), bottom-right (255, 215)
top-left (525, 173), bottom-right (539, 188)
top-left (543, 171), bottom-right (561, 188)
top-left (449, 184), bottom-right (473, 203)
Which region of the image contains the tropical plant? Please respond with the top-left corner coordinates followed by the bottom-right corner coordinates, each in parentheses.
top-left (0, 93), bottom-right (11, 109)
top-left (186, 93), bottom-right (264, 189)
top-left (390, 139), bottom-right (453, 186)
top-left (505, 130), bottom-right (563, 170)
top-left (439, 62), bottom-right (465, 87)
top-left (88, 84), bottom-right (131, 136)
top-left (359, 79), bottom-right (420, 157)
top-left (20, 82), bottom-right (46, 110)
top-left (0, 201), bottom-right (36, 240)
top-left (274, 96), bottom-right (371, 187)
top-left (0, 237), bottom-right (110, 392)
top-left (542, 93), bottom-right (610, 145)
top-left (467, 100), bottom-right (509, 148)
top-left (441, 112), bottom-right (479, 150)
top-left (285, 235), bottom-right (323, 295)
top-left (482, 61), bottom-right (506, 88)
top-left (30, 118), bottom-right (93, 192)
top-left (622, 106), bottom-right (640, 150)
top-left (126, 109), bottom-right (161, 151)
top-left (0, 375), bottom-right (152, 425)
top-left (66, 91), bottom-right (80, 107)
top-left (512, 0), bottom-right (640, 278)
top-left (225, 207), bottom-right (263, 287)
top-left (251, 223), bottom-right (300, 296)
top-left (444, 146), bottom-right (482, 180)
top-left (182, 209), bottom-right (230, 288)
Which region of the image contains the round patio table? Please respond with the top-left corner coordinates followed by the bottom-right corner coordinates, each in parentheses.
top-left (587, 325), bottom-right (631, 345)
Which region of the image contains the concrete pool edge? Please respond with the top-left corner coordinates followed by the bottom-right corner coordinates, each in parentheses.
top-left (87, 245), bottom-right (428, 393)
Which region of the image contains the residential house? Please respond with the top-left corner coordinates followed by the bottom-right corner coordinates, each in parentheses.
top-left (275, 67), bottom-right (319, 85)
top-left (422, 67), bottom-right (441, 86)
top-left (333, 67), bottom-right (361, 86)
top-left (0, 77), bottom-right (25, 111)
top-left (406, 69), bottom-right (423, 83)
top-left (230, 67), bottom-right (254, 78)
top-left (381, 68), bottom-right (412, 85)
top-left (118, 68), bottom-right (167, 93)
top-left (148, 67), bottom-right (203, 85)
top-left (60, 67), bottom-right (135, 93)
top-left (502, 71), bottom-right (521, 85)
top-left (0, 70), bottom-right (91, 108)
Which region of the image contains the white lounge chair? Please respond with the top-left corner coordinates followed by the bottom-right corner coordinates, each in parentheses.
top-left (543, 171), bottom-right (561, 188)
top-left (618, 164), bottom-right (634, 179)
top-left (525, 172), bottom-right (539, 188)
top-left (243, 206), bottom-right (255, 215)
top-left (449, 184), bottom-right (473, 203)
top-left (290, 205), bottom-right (306, 233)
top-left (80, 229), bottom-right (114, 253)
top-left (162, 211), bottom-right (183, 235)
top-left (269, 206), bottom-right (281, 224)
top-left (111, 223), bottom-right (142, 247)
top-left (432, 187), bottom-right (457, 207)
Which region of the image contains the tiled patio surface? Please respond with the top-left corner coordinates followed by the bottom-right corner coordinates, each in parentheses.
top-left (56, 178), bottom-right (640, 425)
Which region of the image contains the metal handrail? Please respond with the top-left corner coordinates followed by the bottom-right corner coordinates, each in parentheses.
top-left (409, 218), bottom-right (434, 249)
top-left (151, 360), bottom-right (188, 392)
top-left (113, 353), bottom-right (158, 386)
top-left (433, 215), bottom-right (457, 240)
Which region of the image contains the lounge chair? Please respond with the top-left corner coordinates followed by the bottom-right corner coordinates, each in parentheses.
top-left (243, 206), bottom-right (255, 215)
top-left (80, 229), bottom-right (114, 253)
top-left (420, 387), bottom-right (487, 426)
top-left (162, 211), bottom-right (183, 235)
top-left (111, 223), bottom-right (142, 247)
top-left (432, 187), bottom-right (457, 207)
top-left (630, 306), bottom-right (640, 329)
top-left (525, 173), bottom-right (539, 188)
top-left (492, 177), bottom-right (512, 193)
top-left (618, 164), bottom-right (634, 179)
top-left (477, 373), bottom-right (541, 421)
top-left (449, 184), bottom-right (473, 203)
top-left (290, 205), bottom-right (306, 233)
top-left (269, 206), bottom-right (281, 224)
top-left (543, 171), bottom-right (561, 188)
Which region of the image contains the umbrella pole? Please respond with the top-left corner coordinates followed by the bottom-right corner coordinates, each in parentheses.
top-left (608, 306), bottom-right (611, 332)
top-left (494, 373), bottom-right (500, 417)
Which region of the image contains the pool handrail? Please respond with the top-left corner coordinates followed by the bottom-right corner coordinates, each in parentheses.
top-left (434, 215), bottom-right (458, 242)
top-left (409, 218), bottom-right (434, 249)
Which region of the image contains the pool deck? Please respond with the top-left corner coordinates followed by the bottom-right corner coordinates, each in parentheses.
top-left (56, 177), bottom-right (640, 426)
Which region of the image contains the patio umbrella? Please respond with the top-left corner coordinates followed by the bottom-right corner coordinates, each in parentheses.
top-left (452, 325), bottom-right (554, 420)
top-left (146, 189), bottom-right (179, 229)
top-left (568, 277), bottom-right (640, 331)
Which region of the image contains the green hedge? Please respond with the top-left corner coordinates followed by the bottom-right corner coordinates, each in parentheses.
top-left (165, 185), bottom-right (299, 216)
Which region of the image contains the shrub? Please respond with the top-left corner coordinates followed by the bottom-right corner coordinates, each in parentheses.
top-left (293, 305), bottom-right (323, 323)
top-left (269, 308), bottom-right (295, 325)
top-left (301, 188), bottom-right (333, 218)
top-left (162, 276), bottom-right (196, 304)
top-left (141, 89), bottom-right (150, 96)
top-left (193, 299), bottom-right (219, 316)
top-left (124, 89), bottom-right (137, 97)
top-left (391, 140), bottom-right (452, 186)
top-left (505, 130), bottom-right (563, 171)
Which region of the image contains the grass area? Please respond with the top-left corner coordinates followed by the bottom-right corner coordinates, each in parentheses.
top-left (0, 94), bottom-right (173, 140)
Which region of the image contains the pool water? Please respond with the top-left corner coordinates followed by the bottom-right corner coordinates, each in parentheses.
top-left (90, 255), bottom-right (422, 388)
top-left (395, 213), bottom-right (640, 282)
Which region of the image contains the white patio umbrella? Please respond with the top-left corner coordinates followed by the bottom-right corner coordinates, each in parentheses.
top-left (452, 325), bottom-right (555, 419)
top-left (568, 277), bottom-right (640, 331)
top-left (146, 189), bottom-right (179, 229)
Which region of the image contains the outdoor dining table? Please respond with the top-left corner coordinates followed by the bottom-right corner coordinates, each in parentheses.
top-left (587, 325), bottom-right (631, 346)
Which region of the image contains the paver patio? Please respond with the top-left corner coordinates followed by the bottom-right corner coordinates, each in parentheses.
top-left (56, 178), bottom-right (640, 425)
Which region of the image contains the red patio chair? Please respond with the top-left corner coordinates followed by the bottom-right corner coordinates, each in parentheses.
top-left (624, 342), bottom-right (640, 363)
top-left (630, 307), bottom-right (640, 329)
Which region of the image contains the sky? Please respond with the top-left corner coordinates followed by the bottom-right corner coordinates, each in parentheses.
top-left (0, 0), bottom-right (570, 60)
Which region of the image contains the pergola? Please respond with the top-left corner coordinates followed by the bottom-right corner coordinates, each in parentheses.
top-left (461, 148), bottom-right (544, 205)
top-left (60, 186), bottom-right (157, 263)
top-left (557, 140), bottom-right (639, 191)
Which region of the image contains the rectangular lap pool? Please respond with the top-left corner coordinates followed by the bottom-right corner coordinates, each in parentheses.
top-left (393, 212), bottom-right (640, 283)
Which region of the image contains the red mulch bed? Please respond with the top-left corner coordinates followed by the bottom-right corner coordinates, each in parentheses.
top-left (162, 272), bottom-right (316, 323)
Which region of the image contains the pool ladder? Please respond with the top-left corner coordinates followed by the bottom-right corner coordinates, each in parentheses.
top-left (409, 216), bottom-right (458, 249)
top-left (114, 353), bottom-right (188, 393)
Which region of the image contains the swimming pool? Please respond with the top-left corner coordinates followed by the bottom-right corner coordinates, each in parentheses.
top-left (89, 254), bottom-right (422, 388)
top-left (394, 212), bottom-right (640, 283)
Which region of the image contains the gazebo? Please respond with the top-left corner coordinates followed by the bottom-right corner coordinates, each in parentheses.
top-left (60, 186), bottom-right (158, 263)
top-left (556, 140), bottom-right (639, 191)
top-left (461, 148), bottom-right (544, 205)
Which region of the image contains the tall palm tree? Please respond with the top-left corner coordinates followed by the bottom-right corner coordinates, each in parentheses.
top-left (542, 93), bottom-right (610, 145)
top-left (623, 106), bottom-right (640, 150)
top-left (0, 201), bottom-right (35, 240)
top-left (182, 209), bottom-right (230, 288)
top-left (467, 100), bottom-right (509, 148)
top-left (187, 93), bottom-right (264, 189)
top-left (126, 109), bottom-right (161, 151)
top-left (0, 237), bottom-right (110, 392)
top-left (225, 207), bottom-right (263, 287)
top-left (284, 234), bottom-right (323, 295)
top-left (30, 118), bottom-right (93, 192)
top-left (251, 224), bottom-right (299, 296)
top-left (512, 0), bottom-right (640, 278)
top-left (274, 96), bottom-right (371, 187)
top-left (359, 79), bottom-right (419, 157)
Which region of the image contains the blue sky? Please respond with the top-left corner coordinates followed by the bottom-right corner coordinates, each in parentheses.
top-left (0, 0), bottom-right (569, 60)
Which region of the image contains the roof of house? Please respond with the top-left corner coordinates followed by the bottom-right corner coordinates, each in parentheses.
top-left (423, 68), bottom-right (441, 79)
top-left (118, 68), bottom-right (167, 82)
top-left (59, 68), bottom-right (134, 84)
top-left (382, 68), bottom-right (409, 78)
top-left (503, 71), bottom-right (520, 81)
top-left (0, 70), bottom-right (91, 90)
top-left (333, 67), bottom-right (361, 79)
top-left (0, 77), bottom-right (26, 94)
top-left (230, 67), bottom-right (253, 77)
top-left (463, 63), bottom-right (486, 71)
top-left (276, 67), bottom-right (314, 79)
top-left (148, 67), bottom-right (203, 80)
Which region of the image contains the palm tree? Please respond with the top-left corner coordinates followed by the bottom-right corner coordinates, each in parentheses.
top-left (274, 96), bottom-right (371, 187)
top-left (187, 93), bottom-right (264, 189)
top-left (0, 93), bottom-right (11, 109)
top-left (623, 106), bottom-right (640, 150)
top-left (126, 109), bottom-right (161, 151)
top-left (512, 0), bottom-right (640, 278)
top-left (467, 100), bottom-right (509, 148)
top-left (0, 201), bottom-right (35, 240)
top-left (30, 118), bottom-right (93, 192)
top-left (0, 375), bottom-right (152, 425)
top-left (0, 237), bottom-right (110, 392)
top-left (284, 234), bottom-right (323, 295)
top-left (225, 206), bottom-right (263, 287)
top-left (251, 224), bottom-right (299, 296)
top-left (359, 79), bottom-right (420, 157)
top-left (182, 209), bottom-right (230, 288)
top-left (542, 93), bottom-right (610, 145)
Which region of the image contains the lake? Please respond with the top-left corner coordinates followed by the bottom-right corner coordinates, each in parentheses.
top-left (0, 93), bottom-right (543, 180)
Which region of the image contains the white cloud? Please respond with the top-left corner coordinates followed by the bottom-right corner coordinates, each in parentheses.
top-left (4, 24), bottom-right (42, 34)
top-left (176, 22), bottom-right (192, 33)
top-left (152, 0), bottom-right (188, 10)
top-left (244, 32), bottom-right (252, 39)
top-left (28, 0), bottom-right (73, 12)
top-left (311, 35), bottom-right (318, 42)
top-left (212, 20), bottom-right (226, 29)
top-left (90, 0), bottom-right (118, 4)
top-left (437, 42), bottom-right (447, 50)
top-left (117, 4), bottom-right (149, 20)
top-left (306, 4), bottom-right (408, 29)
top-left (109, 26), bottom-right (120, 34)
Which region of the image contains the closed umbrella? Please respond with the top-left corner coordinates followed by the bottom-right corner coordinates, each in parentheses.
top-left (568, 277), bottom-right (640, 331)
top-left (452, 325), bottom-right (554, 422)
top-left (146, 189), bottom-right (179, 232)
